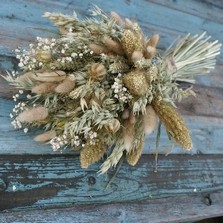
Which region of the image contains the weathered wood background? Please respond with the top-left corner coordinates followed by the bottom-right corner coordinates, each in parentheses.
top-left (0, 0), bottom-right (223, 222)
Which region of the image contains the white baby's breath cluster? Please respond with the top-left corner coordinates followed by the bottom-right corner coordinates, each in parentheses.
top-left (50, 134), bottom-right (68, 151)
top-left (111, 73), bottom-right (133, 103)
top-left (3, 6), bottom-right (221, 173)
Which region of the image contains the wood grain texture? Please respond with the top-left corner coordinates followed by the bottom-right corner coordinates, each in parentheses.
top-left (0, 154), bottom-right (223, 212)
top-left (0, 0), bottom-right (223, 155)
top-left (0, 191), bottom-right (223, 223)
top-left (1, 97), bottom-right (223, 155)
top-left (0, 1), bottom-right (223, 222)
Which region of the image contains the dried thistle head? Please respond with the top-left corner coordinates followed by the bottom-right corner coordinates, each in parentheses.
top-left (121, 29), bottom-right (144, 62)
top-left (80, 141), bottom-right (106, 168)
top-left (122, 69), bottom-right (148, 96)
top-left (88, 63), bottom-right (106, 81)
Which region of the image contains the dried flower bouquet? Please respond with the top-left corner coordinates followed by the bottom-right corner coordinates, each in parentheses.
top-left (3, 6), bottom-right (221, 174)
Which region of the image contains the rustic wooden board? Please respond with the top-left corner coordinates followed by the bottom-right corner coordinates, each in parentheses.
top-left (0, 0), bottom-right (223, 222)
top-left (0, 154), bottom-right (223, 213)
top-left (0, 191), bottom-right (223, 223)
top-left (1, 97), bottom-right (223, 155)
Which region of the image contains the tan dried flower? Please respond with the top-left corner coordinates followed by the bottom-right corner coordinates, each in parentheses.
top-left (121, 29), bottom-right (144, 62)
top-left (54, 77), bottom-right (75, 93)
top-left (126, 138), bottom-right (144, 166)
top-left (17, 107), bottom-right (49, 123)
top-left (80, 141), bottom-right (106, 168)
top-left (122, 69), bottom-right (148, 96)
top-left (88, 63), bottom-right (106, 81)
top-left (143, 105), bottom-right (157, 134)
top-left (34, 130), bottom-right (56, 142)
top-left (32, 82), bottom-right (57, 94)
top-left (151, 98), bottom-right (192, 150)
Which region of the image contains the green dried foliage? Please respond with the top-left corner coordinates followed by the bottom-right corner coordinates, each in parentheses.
top-left (3, 6), bottom-right (221, 173)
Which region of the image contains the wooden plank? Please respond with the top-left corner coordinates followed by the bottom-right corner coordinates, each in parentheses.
top-left (148, 0), bottom-right (223, 24)
top-left (0, 192), bottom-right (223, 223)
top-left (0, 0), bottom-right (222, 155)
top-left (1, 0), bottom-right (223, 61)
top-left (1, 92), bottom-right (223, 154)
top-left (0, 154), bottom-right (223, 213)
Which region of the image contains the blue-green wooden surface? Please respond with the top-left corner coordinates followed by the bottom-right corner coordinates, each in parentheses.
top-left (0, 0), bottom-right (223, 222)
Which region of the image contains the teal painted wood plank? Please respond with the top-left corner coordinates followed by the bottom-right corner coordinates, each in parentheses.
top-left (0, 154), bottom-right (223, 212)
top-left (0, 0), bottom-right (223, 61)
top-left (1, 96), bottom-right (223, 154)
top-left (148, 0), bottom-right (223, 24)
top-left (0, 0), bottom-right (222, 155)
top-left (0, 192), bottom-right (223, 223)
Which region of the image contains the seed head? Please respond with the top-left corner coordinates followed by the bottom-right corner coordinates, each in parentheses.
top-left (122, 69), bottom-right (148, 96)
top-left (151, 98), bottom-right (192, 150)
top-left (80, 141), bottom-right (106, 168)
